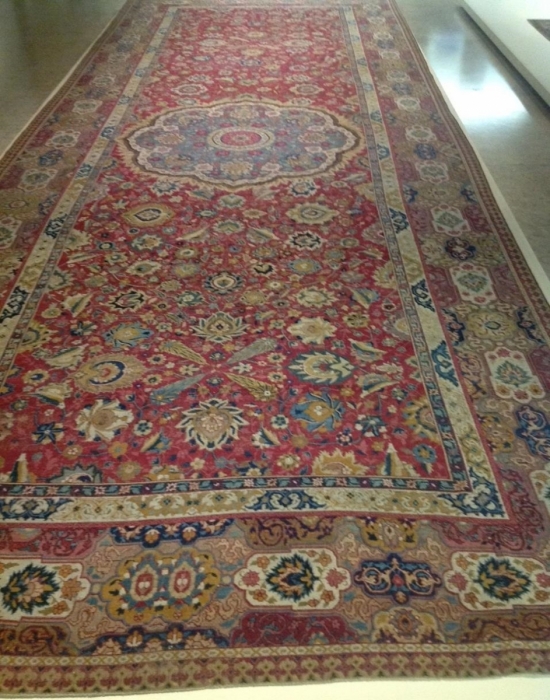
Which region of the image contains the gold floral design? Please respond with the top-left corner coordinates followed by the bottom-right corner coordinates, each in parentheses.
top-left (74, 354), bottom-right (144, 393)
top-left (192, 312), bottom-right (247, 343)
top-left (76, 400), bottom-right (134, 442)
top-left (287, 317), bottom-right (337, 344)
top-left (177, 398), bottom-right (248, 450)
top-left (312, 449), bottom-right (365, 476)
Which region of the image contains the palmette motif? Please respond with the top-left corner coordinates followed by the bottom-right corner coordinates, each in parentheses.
top-left (1, 0), bottom-right (550, 692)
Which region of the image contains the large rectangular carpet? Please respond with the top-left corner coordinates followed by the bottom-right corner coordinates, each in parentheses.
top-left (1, 0), bottom-right (550, 693)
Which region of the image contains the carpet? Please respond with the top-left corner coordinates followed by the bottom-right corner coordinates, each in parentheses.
top-left (1, 0), bottom-right (550, 693)
top-left (530, 19), bottom-right (550, 42)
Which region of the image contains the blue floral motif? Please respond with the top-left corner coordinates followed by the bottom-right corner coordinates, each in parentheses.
top-left (38, 149), bottom-right (62, 167)
top-left (288, 258), bottom-right (321, 275)
top-left (412, 444), bottom-right (437, 465)
top-left (110, 519), bottom-right (233, 548)
top-left (415, 143), bottom-right (437, 160)
top-left (403, 184), bottom-right (418, 204)
top-left (443, 309), bottom-right (465, 346)
top-left (176, 290), bottom-right (204, 306)
top-left (290, 180), bottom-right (317, 197)
top-left (515, 406), bottom-right (550, 459)
top-left (354, 553), bottom-right (442, 604)
top-left (355, 415), bottom-right (386, 437)
top-left (389, 208), bottom-right (409, 233)
top-left (515, 306), bottom-right (545, 344)
top-left (266, 554), bottom-right (319, 602)
top-left (44, 215), bottom-right (67, 239)
top-left (445, 238), bottom-right (476, 261)
top-left (248, 490), bottom-right (325, 512)
top-left (460, 183), bottom-right (478, 203)
top-left (438, 469), bottom-right (505, 517)
top-left (412, 279), bottom-right (434, 312)
top-left (1, 564), bottom-right (59, 615)
top-left (290, 392), bottom-right (344, 432)
top-left (32, 422), bottom-right (63, 444)
top-left (431, 341), bottom-right (458, 387)
top-left (0, 498), bottom-right (71, 521)
top-left (0, 286), bottom-right (29, 323)
top-left (83, 624), bottom-right (229, 655)
top-left (104, 322), bottom-right (153, 349)
top-left (288, 352), bottom-right (354, 385)
top-left (392, 83), bottom-right (412, 96)
top-left (475, 557), bottom-right (531, 602)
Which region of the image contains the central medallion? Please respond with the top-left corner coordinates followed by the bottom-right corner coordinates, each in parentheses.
top-left (207, 126), bottom-right (275, 151)
top-left (125, 101), bottom-right (361, 187)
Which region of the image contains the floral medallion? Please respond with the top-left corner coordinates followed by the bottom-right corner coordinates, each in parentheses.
top-left (235, 548), bottom-right (350, 610)
top-left (444, 553), bottom-right (550, 611)
top-left (0, 560), bottom-right (90, 621)
top-left (485, 347), bottom-right (544, 403)
top-left (122, 203), bottom-right (174, 227)
top-left (125, 101), bottom-right (361, 187)
top-left (101, 550), bottom-right (220, 624)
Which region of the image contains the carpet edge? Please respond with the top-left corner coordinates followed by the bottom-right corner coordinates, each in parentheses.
top-left (388, 0), bottom-right (550, 309)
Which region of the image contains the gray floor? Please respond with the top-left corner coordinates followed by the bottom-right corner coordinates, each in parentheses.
top-left (0, 0), bottom-right (549, 278)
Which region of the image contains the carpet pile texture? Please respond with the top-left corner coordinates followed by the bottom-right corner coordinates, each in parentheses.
top-left (1, 0), bottom-right (550, 693)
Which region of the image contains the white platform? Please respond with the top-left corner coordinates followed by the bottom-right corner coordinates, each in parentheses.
top-left (462, 0), bottom-right (550, 106)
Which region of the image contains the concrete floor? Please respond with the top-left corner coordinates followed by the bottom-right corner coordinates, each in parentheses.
top-left (0, 0), bottom-right (549, 277)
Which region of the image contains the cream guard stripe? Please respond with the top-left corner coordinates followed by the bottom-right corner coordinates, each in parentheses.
top-left (3, 483), bottom-right (506, 522)
top-left (342, 6), bottom-right (502, 504)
